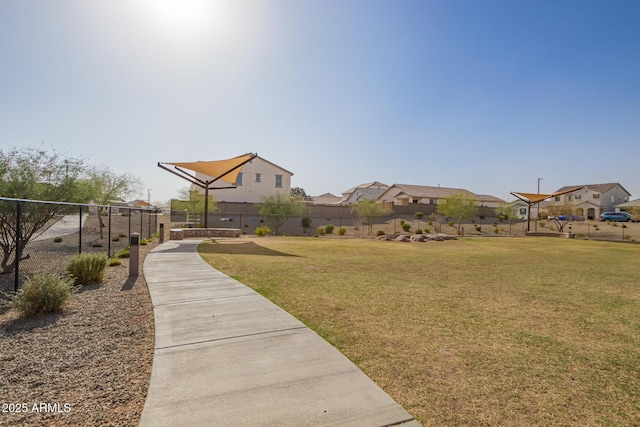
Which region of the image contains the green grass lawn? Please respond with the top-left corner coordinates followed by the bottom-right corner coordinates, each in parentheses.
top-left (198, 237), bottom-right (640, 426)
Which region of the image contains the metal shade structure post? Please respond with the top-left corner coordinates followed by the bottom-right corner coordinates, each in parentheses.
top-left (158, 153), bottom-right (257, 228)
top-left (511, 187), bottom-right (583, 233)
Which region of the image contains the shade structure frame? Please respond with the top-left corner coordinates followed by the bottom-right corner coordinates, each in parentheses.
top-left (158, 153), bottom-right (258, 227)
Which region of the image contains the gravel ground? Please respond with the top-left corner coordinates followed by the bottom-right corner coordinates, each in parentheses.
top-left (0, 240), bottom-right (157, 427)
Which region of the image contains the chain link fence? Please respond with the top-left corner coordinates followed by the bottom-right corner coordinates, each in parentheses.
top-left (0, 197), bottom-right (158, 294)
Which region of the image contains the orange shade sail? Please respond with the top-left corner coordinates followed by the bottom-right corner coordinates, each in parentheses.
top-left (163, 153), bottom-right (256, 186)
top-left (511, 187), bottom-right (583, 204)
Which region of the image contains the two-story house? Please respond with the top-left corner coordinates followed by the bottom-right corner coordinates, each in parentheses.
top-left (547, 183), bottom-right (631, 220)
top-left (192, 155), bottom-right (293, 203)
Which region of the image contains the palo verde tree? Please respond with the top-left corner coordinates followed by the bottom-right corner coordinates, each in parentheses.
top-left (437, 192), bottom-right (479, 232)
top-left (0, 147), bottom-right (87, 274)
top-left (545, 204), bottom-right (575, 232)
top-left (495, 201), bottom-right (518, 220)
top-left (351, 198), bottom-right (391, 235)
top-left (85, 166), bottom-right (142, 238)
top-left (171, 187), bottom-right (217, 226)
top-left (258, 191), bottom-right (305, 235)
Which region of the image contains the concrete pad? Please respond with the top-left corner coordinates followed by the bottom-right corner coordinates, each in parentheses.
top-left (140, 239), bottom-right (421, 427)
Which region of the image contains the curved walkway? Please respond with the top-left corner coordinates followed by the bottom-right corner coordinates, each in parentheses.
top-left (140, 239), bottom-right (420, 427)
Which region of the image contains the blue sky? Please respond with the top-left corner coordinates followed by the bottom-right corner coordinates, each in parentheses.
top-left (1, 0), bottom-right (639, 204)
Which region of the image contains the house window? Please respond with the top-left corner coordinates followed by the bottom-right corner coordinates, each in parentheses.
top-left (593, 194), bottom-right (600, 199)
top-left (275, 175), bottom-right (282, 188)
top-left (611, 195), bottom-right (615, 203)
top-left (575, 194), bottom-right (581, 200)
top-left (255, 173), bottom-right (261, 182)
top-left (555, 196), bottom-right (560, 202)
top-left (568, 195), bottom-right (572, 201)
top-left (519, 208), bottom-right (527, 215)
top-left (430, 199), bottom-right (436, 205)
top-left (237, 172), bottom-right (243, 186)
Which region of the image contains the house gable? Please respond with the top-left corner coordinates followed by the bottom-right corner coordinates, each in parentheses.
top-left (192, 156), bottom-right (293, 203)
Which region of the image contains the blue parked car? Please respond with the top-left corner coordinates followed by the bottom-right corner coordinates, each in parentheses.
top-left (599, 211), bottom-right (632, 222)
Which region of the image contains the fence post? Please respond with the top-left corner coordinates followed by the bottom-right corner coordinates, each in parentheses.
top-left (129, 232), bottom-right (140, 277)
top-left (78, 205), bottom-right (83, 254)
top-left (159, 223), bottom-right (165, 243)
top-left (107, 206), bottom-right (112, 258)
top-left (14, 201), bottom-right (21, 293)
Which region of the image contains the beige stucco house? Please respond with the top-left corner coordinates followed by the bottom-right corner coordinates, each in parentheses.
top-left (547, 183), bottom-right (631, 220)
top-left (340, 182), bottom-right (389, 204)
top-left (192, 156), bottom-right (293, 203)
top-left (377, 184), bottom-right (480, 206)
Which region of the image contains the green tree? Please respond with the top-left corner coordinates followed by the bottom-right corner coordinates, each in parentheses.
top-left (0, 147), bottom-right (86, 274)
top-left (437, 192), bottom-right (478, 232)
top-left (258, 191), bottom-right (305, 235)
top-left (415, 211), bottom-right (424, 230)
top-left (351, 198), bottom-right (392, 235)
top-left (290, 187), bottom-right (311, 201)
top-left (85, 166), bottom-right (142, 238)
top-left (495, 201), bottom-right (517, 220)
top-left (171, 187), bottom-right (217, 226)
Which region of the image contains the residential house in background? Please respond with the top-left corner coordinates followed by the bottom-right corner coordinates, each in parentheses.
top-left (310, 192), bottom-right (342, 205)
top-left (340, 182), bottom-right (389, 204)
top-left (476, 194), bottom-right (505, 208)
top-left (377, 184), bottom-right (480, 206)
top-left (192, 156), bottom-right (293, 203)
top-left (546, 183), bottom-right (631, 219)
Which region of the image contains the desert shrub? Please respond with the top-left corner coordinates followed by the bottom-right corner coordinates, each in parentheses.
top-left (424, 227), bottom-right (430, 233)
top-left (494, 227), bottom-right (499, 234)
top-left (325, 224), bottom-right (335, 234)
top-left (108, 258), bottom-right (122, 267)
top-left (11, 273), bottom-right (76, 316)
top-left (68, 253), bottom-right (108, 285)
top-left (118, 233), bottom-right (126, 238)
top-left (402, 222), bottom-right (411, 232)
top-left (338, 227), bottom-right (346, 236)
top-left (317, 226), bottom-right (326, 235)
top-left (301, 217), bottom-right (312, 228)
top-left (414, 229), bottom-right (423, 234)
top-left (376, 230), bottom-right (385, 237)
top-left (116, 248), bottom-right (130, 258)
top-left (399, 219), bottom-right (406, 225)
top-left (140, 239), bottom-right (148, 245)
top-left (475, 225), bottom-right (481, 232)
top-left (254, 225), bottom-right (271, 236)
top-left (479, 214), bottom-right (485, 219)
top-left (448, 221), bottom-right (454, 227)
top-left (112, 236), bottom-right (120, 242)
top-left (54, 236), bottom-right (63, 243)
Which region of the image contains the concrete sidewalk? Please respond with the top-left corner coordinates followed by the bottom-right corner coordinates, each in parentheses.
top-left (139, 239), bottom-right (420, 427)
